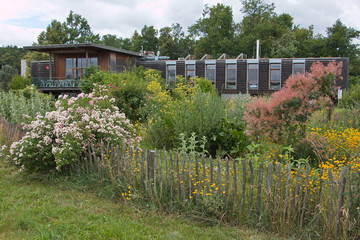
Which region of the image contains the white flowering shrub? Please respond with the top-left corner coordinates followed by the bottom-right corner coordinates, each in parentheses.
top-left (1, 85), bottom-right (140, 172)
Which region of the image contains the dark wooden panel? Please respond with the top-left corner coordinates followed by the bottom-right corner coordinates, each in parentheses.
top-left (176, 61), bottom-right (185, 78)
top-left (136, 61), bottom-right (167, 79)
top-left (259, 60), bottom-right (269, 91)
top-left (238, 60), bottom-right (247, 93)
top-left (216, 60), bottom-right (225, 93)
top-left (115, 53), bottom-right (135, 72)
top-left (281, 59), bottom-right (292, 87)
top-left (195, 61), bottom-right (205, 78)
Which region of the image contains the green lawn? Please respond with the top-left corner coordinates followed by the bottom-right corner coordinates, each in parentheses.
top-left (0, 161), bottom-right (290, 240)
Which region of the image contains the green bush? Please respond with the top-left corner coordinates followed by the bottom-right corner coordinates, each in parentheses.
top-left (0, 86), bottom-right (53, 123)
top-left (8, 75), bottom-right (31, 90)
top-left (339, 83), bottom-right (360, 109)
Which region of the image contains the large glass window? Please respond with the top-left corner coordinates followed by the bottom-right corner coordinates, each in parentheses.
top-left (185, 64), bottom-right (196, 80)
top-left (247, 63), bottom-right (259, 90)
top-left (65, 57), bottom-right (98, 79)
top-left (293, 62), bottom-right (305, 75)
top-left (205, 64), bottom-right (216, 84)
top-left (225, 64), bottom-right (236, 89)
top-left (269, 63), bottom-right (281, 90)
top-left (166, 64), bottom-right (176, 86)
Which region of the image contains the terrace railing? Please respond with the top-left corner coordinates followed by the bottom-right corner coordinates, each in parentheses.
top-left (32, 78), bottom-right (81, 88)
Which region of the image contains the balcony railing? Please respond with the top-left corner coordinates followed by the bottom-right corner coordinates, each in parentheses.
top-left (32, 78), bottom-right (81, 88)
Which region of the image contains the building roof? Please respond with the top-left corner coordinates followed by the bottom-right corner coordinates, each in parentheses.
top-left (24, 43), bottom-right (142, 57)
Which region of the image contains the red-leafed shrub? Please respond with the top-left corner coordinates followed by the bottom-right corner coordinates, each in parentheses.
top-left (244, 61), bottom-right (343, 144)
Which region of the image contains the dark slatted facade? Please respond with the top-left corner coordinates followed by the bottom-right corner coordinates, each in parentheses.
top-left (137, 57), bottom-right (349, 96)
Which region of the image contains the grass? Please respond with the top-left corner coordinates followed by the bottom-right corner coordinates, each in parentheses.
top-left (0, 160), bottom-right (291, 240)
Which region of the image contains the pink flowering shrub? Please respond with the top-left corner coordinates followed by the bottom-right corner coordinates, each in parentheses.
top-left (244, 61), bottom-right (343, 143)
top-left (2, 85), bottom-right (140, 172)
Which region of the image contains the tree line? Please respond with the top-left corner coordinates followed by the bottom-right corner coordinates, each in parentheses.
top-left (1, 0), bottom-right (359, 77)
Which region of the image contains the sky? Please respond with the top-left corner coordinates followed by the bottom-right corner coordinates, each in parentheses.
top-left (0, 0), bottom-right (359, 47)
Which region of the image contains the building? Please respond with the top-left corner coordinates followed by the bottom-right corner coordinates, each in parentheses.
top-left (24, 43), bottom-right (349, 97)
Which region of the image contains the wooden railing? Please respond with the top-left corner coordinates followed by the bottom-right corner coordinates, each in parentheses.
top-left (31, 78), bottom-right (81, 88)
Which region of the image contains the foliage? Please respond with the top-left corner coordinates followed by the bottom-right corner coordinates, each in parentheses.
top-left (37, 10), bottom-right (100, 45)
top-left (0, 65), bottom-right (18, 91)
top-left (339, 83), bottom-right (360, 109)
top-left (101, 34), bottom-right (132, 49)
top-left (0, 86), bottom-right (140, 172)
top-left (325, 19), bottom-right (360, 76)
top-left (189, 3), bottom-right (236, 58)
top-left (8, 75), bottom-right (31, 90)
top-left (0, 46), bottom-right (27, 71)
top-left (244, 61), bottom-right (343, 144)
top-left (215, 96), bottom-right (250, 157)
top-left (0, 86), bottom-right (53, 123)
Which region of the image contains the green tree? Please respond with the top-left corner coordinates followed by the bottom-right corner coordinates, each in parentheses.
top-left (101, 34), bottom-right (131, 49)
top-left (237, 0), bottom-right (293, 57)
top-left (325, 19), bottom-right (360, 76)
top-left (130, 30), bottom-right (143, 52)
top-left (0, 46), bottom-right (27, 71)
top-left (37, 20), bottom-right (68, 45)
top-left (189, 4), bottom-right (236, 58)
top-left (270, 30), bottom-right (298, 57)
top-left (0, 65), bottom-right (18, 91)
top-left (141, 25), bottom-right (158, 52)
top-left (37, 11), bottom-right (100, 45)
top-left (65, 11), bottom-right (100, 43)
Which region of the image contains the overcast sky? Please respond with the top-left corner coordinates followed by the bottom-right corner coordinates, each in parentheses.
top-left (1, 0), bottom-right (359, 47)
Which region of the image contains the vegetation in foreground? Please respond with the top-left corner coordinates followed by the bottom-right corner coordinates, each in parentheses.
top-left (0, 161), bottom-right (288, 240)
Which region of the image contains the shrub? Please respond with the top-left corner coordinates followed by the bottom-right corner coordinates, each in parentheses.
top-left (1, 85), bottom-right (140, 172)
top-left (0, 86), bottom-right (53, 123)
top-left (8, 75), bottom-right (31, 90)
top-left (339, 83), bottom-right (360, 109)
top-left (244, 61), bottom-right (343, 144)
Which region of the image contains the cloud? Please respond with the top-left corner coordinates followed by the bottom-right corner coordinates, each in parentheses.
top-left (0, 0), bottom-right (359, 47)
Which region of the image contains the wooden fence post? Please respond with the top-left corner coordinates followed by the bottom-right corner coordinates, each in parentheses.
top-left (335, 167), bottom-right (347, 238)
top-left (147, 150), bottom-right (156, 181)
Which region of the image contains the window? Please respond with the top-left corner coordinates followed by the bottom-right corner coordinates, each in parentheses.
top-left (293, 61), bottom-right (305, 75)
top-left (65, 57), bottom-right (98, 79)
top-left (205, 64), bottom-right (216, 84)
top-left (269, 63), bottom-right (281, 90)
top-left (166, 64), bottom-right (176, 86)
top-left (247, 63), bottom-right (259, 90)
top-left (225, 64), bottom-right (237, 89)
top-left (185, 64), bottom-right (196, 80)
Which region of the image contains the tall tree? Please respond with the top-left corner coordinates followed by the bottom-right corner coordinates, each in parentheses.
top-left (130, 30), bottom-right (143, 52)
top-left (141, 25), bottom-right (159, 52)
top-left (325, 19), bottom-right (360, 76)
top-left (65, 11), bottom-right (100, 44)
top-left (189, 4), bottom-right (236, 58)
top-left (237, 0), bottom-right (292, 57)
top-left (37, 11), bottom-right (100, 45)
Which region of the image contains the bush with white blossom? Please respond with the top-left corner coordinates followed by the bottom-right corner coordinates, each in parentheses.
top-left (1, 85), bottom-right (141, 171)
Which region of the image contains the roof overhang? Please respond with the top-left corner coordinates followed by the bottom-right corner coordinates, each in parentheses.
top-left (24, 43), bottom-right (142, 57)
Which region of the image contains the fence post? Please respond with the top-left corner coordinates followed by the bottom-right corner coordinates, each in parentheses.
top-left (147, 150), bottom-right (156, 181)
top-left (335, 167), bottom-right (347, 238)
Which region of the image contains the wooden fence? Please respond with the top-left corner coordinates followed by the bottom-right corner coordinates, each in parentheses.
top-left (76, 143), bottom-right (360, 239)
